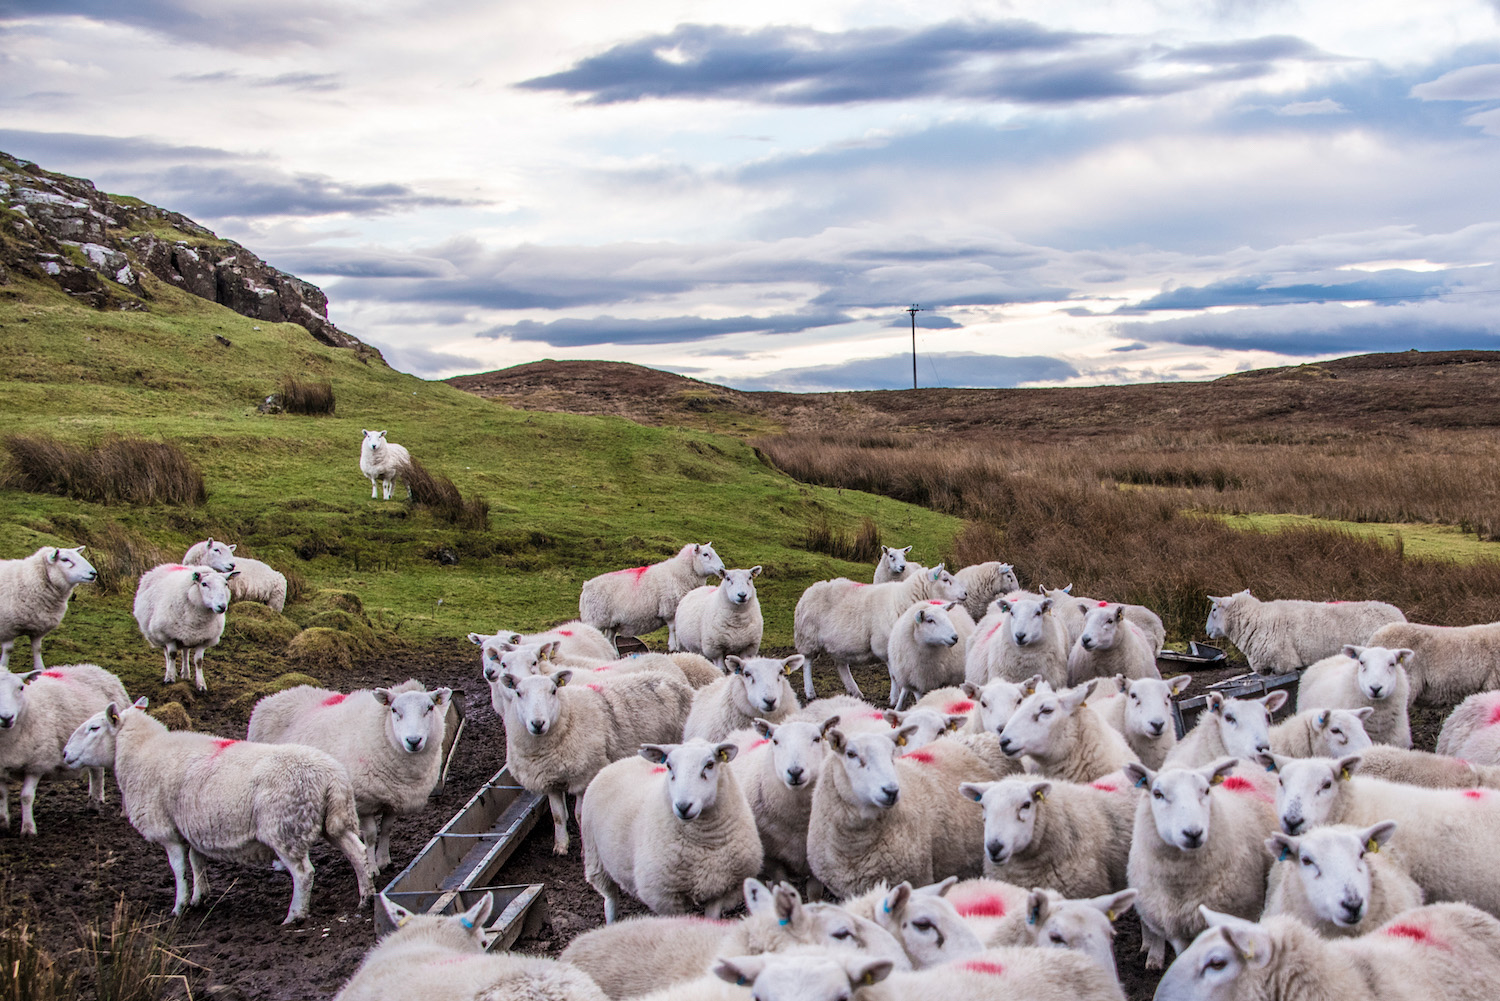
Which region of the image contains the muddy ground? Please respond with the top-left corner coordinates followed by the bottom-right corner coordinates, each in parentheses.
top-left (0, 642), bottom-right (1452, 1000)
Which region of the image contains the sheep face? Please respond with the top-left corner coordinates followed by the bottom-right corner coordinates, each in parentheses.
top-left (499, 669), bottom-right (574, 736)
top-left (63, 700), bottom-right (142, 769)
top-left (46, 546), bottom-right (98, 589)
top-left (1079, 604), bottom-right (1125, 652)
top-left (1000, 597), bottom-right (1052, 647)
top-left (998, 681), bottom-right (1094, 759)
top-left (379, 893), bottom-right (494, 951)
top-left (825, 728), bottom-right (907, 811)
top-left (640, 739), bottom-right (737, 821)
top-left (967, 677), bottom-right (1043, 735)
top-left (911, 603), bottom-right (960, 649)
top-left (879, 546), bottom-right (911, 578)
top-left (361, 429), bottom-right (389, 454)
top-left (1124, 675), bottom-right (1190, 742)
top-left (1127, 758), bottom-right (1238, 852)
top-left (1205, 596), bottom-right (1228, 639)
top-left (993, 563), bottom-right (1020, 593)
top-left (1027, 889), bottom-right (1136, 974)
top-left (196, 539), bottom-right (237, 573)
top-left (962, 778), bottom-right (1050, 865)
top-left (874, 878), bottom-right (982, 969)
top-left (713, 953), bottom-right (894, 1001)
top-left (0, 669), bottom-right (39, 730)
top-left (1343, 645), bottom-right (1410, 702)
top-left (692, 543), bottom-right (726, 579)
top-left (376, 687), bottom-right (451, 754)
top-left (754, 718), bottom-right (825, 790)
top-left (926, 564), bottom-right (967, 603)
top-left (1312, 708), bottom-right (1374, 756)
top-left (488, 642), bottom-right (556, 684)
top-left (719, 566), bottom-right (761, 606)
top-left (186, 568), bottom-right (236, 615)
top-left (1265, 821), bottom-right (1396, 929)
top-left (1205, 691), bottom-right (1287, 760)
top-left (882, 708), bottom-right (963, 752)
top-left (1154, 909), bottom-right (1273, 1001)
top-left (1273, 754), bottom-right (1363, 835)
top-left (726, 656), bottom-right (797, 716)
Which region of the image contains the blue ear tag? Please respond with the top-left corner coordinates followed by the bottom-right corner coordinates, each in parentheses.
top-left (1277, 847), bottom-right (1289, 862)
top-left (882, 900), bottom-right (891, 914)
top-left (1265, 760), bottom-right (1277, 772)
top-left (778, 918), bottom-right (789, 926)
top-left (1134, 775), bottom-right (1147, 788)
top-left (460, 916), bottom-right (475, 929)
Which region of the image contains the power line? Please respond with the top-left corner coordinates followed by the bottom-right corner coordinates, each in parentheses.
top-left (906, 304), bottom-right (922, 390)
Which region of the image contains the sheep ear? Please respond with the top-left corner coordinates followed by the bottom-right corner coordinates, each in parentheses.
top-left (914, 608), bottom-right (928, 623)
top-left (1168, 675), bottom-right (1193, 696)
top-left (752, 718), bottom-right (775, 739)
top-left (18, 670), bottom-right (41, 684)
top-left (638, 745), bottom-right (670, 765)
top-left (191, 571), bottom-right (201, 582)
top-left (713, 956), bottom-right (769, 988)
top-left (467, 632), bottom-right (489, 646)
top-left (882, 710), bottom-right (902, 728)
top-left (893, 724), bottom-right (919, 748)
top-left (1353, 706), bottom-right (1374, 721)
top-left (843, 958), bottom-right (894, 989)
top-left (1265, 832), bottom-right (1298, 863)
top-left (1029, 781), bottom-right (1052, 803)
top-left (1092, 888), bottom-right (1137, 922)
top-left (1219, 921), bottom-right (1273, 969)
top-left (725, 656), bottom-right (744, 675)
top-left (227, 544), bottom-right (237, 554)
top-left (1027, 890), bottom-right (1050, 927)
top-left (1059, 682), bottom-right (1092, 712)
top-left (998, 599), bottom-right (1012, 614)
top-left (819, 715), bottom-right (842, 738)
top-left (380, 895), bottom-right (416, 928)
top-left (430, 688), bottom-right (452, 709)
top-left (1395, 648), bottom-right (1414, 665)
top-left (499, 673), bottom-right (519, 691)
top-left (1253, 751), bottom-right (1283, 773)
top-left (1040, 598), bottom-right (1053, 613)
top-left (826, 728), bottom-right (847, 754)
top-left (880, 882), bottom-right (912, 921)
top-left (540, 640), bottom-right (561, 661)
top-left (105, 702), bottom-right (121, 726)
top-left (1360, 820), bottom-right (1397, 853)
top-left (742, 878), bottom-right (774, 916)
top-left (225, 569), bottom-right (240, 581)
top-left (50, 548), bottom-right (61, 562)
top-left (132, 696), bottom-right (149, 710)
top-left (919, 875), bottom-right (958, 898)
top-left (750, 565), bottom-right (762, 578)
top-left (373, 688), bottom-right (393, 706)
top-left (1123, 761), bottom-right (1155, 790)
top-left (458, 894), bottom-right (493, 933)
top-left (1023, 673), bottom-right (1043, 696)
top-left (900, 546), bottom-right (912, 556)
top-left (1262, 690), bottom-right (1289, 713)
top-left (1207, 692), bottom-right (1226, 715)
top-left (1115, 606), bottom-right (1125, 621)
top-left (715, 742), bottom-right (737, 764)
top-left (1342, 644), bottom-right (1361, 659)
top-left (781, 655), bottom-right (804, 675)
top-left (959, 781), bottom-right (990, 803)
top-left (960, 682), bottom-right (981, 698)
top-left (944, 714), bottom-right (965, 732)
top-left (1336, 754), bottom-right (1363, 781)
top-left (1204, 757), bottom-right (1239, 786)
top-left (551, 669), bottom-right (573, 688)
top-left (1316, 709), bottom-right (1331, 728)
top-left (773, 882), bottom-right (802, 926)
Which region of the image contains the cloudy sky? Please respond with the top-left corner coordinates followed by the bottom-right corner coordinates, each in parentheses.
top-left (4, 1), bottom-right (1500, 390)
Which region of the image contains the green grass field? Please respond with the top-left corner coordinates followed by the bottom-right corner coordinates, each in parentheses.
top-left (0, 274), bottom-right (959, 712)
top-left (1200, 512), bottom-right (1500, 563)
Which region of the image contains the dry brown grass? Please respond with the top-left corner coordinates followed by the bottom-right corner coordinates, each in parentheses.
top-left (277, 375), bottom-right (336, 416)
top-left (800, 515), bottom-right (882, 563)
top-left (2, 434), bottom-right (206, 507)
top-left (403, 456), bottom-right (490, 531)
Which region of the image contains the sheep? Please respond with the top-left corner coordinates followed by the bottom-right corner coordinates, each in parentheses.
top-left (562, 879), bottom-right (909, 999)
top-left (1351, 743), bottom-right (1500, 788)
top-left (711, 946), bottom-right (1125, 1001)
top-left (491, 667), bottom-right (694, 854)
top-left (1015, 888), bottom-right (1139, 979)
top-left (965, 595), bottom-right (1071, 690)
top-left (1262, 820), bottom-right (1424, 937)
top-left (580, 543), bottom-right (727, 652)
top-left (1297, 645), bottom-right (1413, 748)
top-left (0, 663), bottom-right (126, 835)
top-left (960, 775), bottom-right (1137, 898)
top-left (0, 545), bottom-right (97, 672)
top-left (872, 545), bottom-right (914, 584)
top-left (1205, 589), bottom-right (1406, 676)
top-left (998, 680), bottom-right (1139, 783)
top-left (840, 877), bottom-right (1034, 954)
top-left (484, 640), bottom-right (718, 690)
top-left (1124, 757), bottom-right (1280, 969)
top-left (1163, 690), bottom-right (1289, 768)
top-left (182, 538), bottom-right (288, 613)
top-left (335, 894), bottom-right (608, 1001)
top-left (685, 655), bottom-right (801, 743)
top-left (792, 565), bottom-right (968, 699)
top-left (1066, 603), bottom-right (1160, 685)
top-left (1367, 619), bottom-right (1500, 706)
top-left (805, 725), bottom-right (995, 898)
top-left (725, 718), bottom-right (830, 887)
top-left (885, 600), bottom-right (973, 710)
top-left (1155, 903), bottom-right (1500, 1001)
top-left (952, 562), bottom-right (1020, 624)
top-left (1043, 586), bottom-right (1166, 655)
top-left (581, 739), bottom-right (763, 922)
top-left (63, 699), bottom-right (372, 924)
top-left (1267, 752), bottom-right (1500, 918)
top-left (1091, 674), bottom-right (1191, 769)
top-left (1437, 690), bottom-right (1500, 766)
top-left (673, 567), bottom-right (764, 668)
top-left (246, 681), bottom-right (451, 872)
top-left (132, 563), bottom-right (237, 691)
top-left (467, 620), bottom-right (618, 663)
top-left (359, 428), bottom-right (410, 500)
top-left (963, 675), bottom-right (1048, 737)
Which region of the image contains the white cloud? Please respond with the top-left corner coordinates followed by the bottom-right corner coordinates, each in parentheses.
top-left (1273, 98), bottom-right (1348, 114)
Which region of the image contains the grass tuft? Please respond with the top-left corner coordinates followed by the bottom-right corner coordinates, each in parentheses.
top-left (2, 434), bottom-right (206, 507)
top-left (403, 456), bottom-right (490, 531)
top-left (277, 375), bottom-right (335, 416)
top-left (799, 515), bottom-right (881, 564)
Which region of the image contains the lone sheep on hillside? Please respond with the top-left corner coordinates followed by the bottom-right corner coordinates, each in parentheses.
top-left (359, 429), bottom-right (410, 500)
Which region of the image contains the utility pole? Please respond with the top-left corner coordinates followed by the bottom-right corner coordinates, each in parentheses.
top-left (906, 304), bottom-right (922, 390)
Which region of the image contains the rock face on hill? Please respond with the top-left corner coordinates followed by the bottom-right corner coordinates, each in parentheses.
top-left (0, 151), bottom-right (369, 352)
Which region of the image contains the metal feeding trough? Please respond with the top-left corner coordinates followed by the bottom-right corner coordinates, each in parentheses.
top-left (1156, 641), bottom-right (1228, 670)
top-left (1170, 669), bottom-right (1302, 740)
top-left (376, 765), bottom-right (548, 948)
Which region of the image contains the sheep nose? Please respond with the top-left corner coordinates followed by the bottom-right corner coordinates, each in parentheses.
top-left (404, 736), bottom-right (424, 752)
top-left (0, 715), bottom-right (13, 729)
top-left (879, 785), bottom-right (899, 807)
top-left (1255, 741), bottom-right (1271, 754)
top-left (944, 635), bottom-right (958, 646)
top-left (999, 736), bottom-right (1018, 756)
top-left (674, 801), bottom-right (695, 820)
top-left (1283, 816), bottom-right (1305, 835)
top-left (786, 766), bottom-right (805, 785)
top-left (1340, 898), bottom-right (1365, 923)
top-left (1082, 638), bottom-right (1094, 650)
top-left (215, 603), bottom-right (227, 613)
top-left (1148, 721), bottom-right (1166, 736)
top-left (528, 719), bottom-right (547, 735)
top-left (1180, 828), bottom-right (1204, 849)
top-left (986, 839), bottom-right (1005, 862)
top-left (1368, 685), bottom-right (1383, 698)
top-left (484, 667), bottom-right (499, 682)
top-left (761, 698), bottom-right (778, 712)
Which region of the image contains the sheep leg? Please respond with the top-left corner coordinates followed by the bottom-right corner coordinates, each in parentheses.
top-left (1141, 922), bottom-right (1168, 970)
top-left (376, 812), bottom-right (396, 872)
top-left (359, 813), bottom-right (380, 870)
top-left (603, 628), bottom-right (620, 656)
top-left (30, 636), bottom-right (43, 673)
top-left (704, 887), bottom-right (740, 920)
top-left (0, 639), bottom-right (10, 669)
top-left (192, 649), bottom-right (207, 692)
top-left (330, 827), bottom-right (374, 906)
top-left (382, 477), bottom-right (394, 501)
top-left (802, 656), bottom-right (816, 699)
top-left (164, 841), bottom-right (191, 916)
top-left (369, 476), bottom-right (379, 499)
top-left (87, 766), bottom-right (106, 810)
top-left (277, 850), bottom-right (316, 924)
top-left (18, 772), bottom-right (40, 836)
top-left (548, 790), bottom-right (570, 854)
top-left (0, 777), bottom-right (7, 829)
top-left (163, 645), bottom-right (178, 684)
top-left (188, 847), bottom-right (210, 906)
top-left (836, 662), bottom-right (864, 699)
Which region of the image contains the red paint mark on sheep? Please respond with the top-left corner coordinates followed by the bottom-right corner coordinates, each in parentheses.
top-left (954, 894), bottom-right (1007, 918)
top-left (320, 693), bottom-right (347, 707)
top-left (1097, 601), bottom-right (1109, 607)
top-left (557, 629), bottom-right (573, 636)
top-left (585, 683), bottom-right (603, 692)
top-left (208, 739), bottom-right (237, 759)
top-left (40, 671), bottom-right (66, 680)
top-left (1383, 923), bottom-right (1449, 949)
top-left (961, 959), bottom-right (1007, 977)
top-left (1221, 775), bottom-right (1275, 803)
top-left (928, 599), bottom-right (945, 605)
top-left (945, 700), bottom-right (975, 714)
top-left (850, 581), bottom-right (868, 588)
top-left (984, 621), bottom-right (1004, 642)
top-left (594, 664), bottom-right (613, 672)
top-left (651, 766), bottom-right (667, 774)
top-left (165, 564), bottom-right (188, 571)
top-left (867, 711), bottom-right (887, 720)
top-left (748, 739), bottom-right (769, 751)
top-left (1486, 701), bottom-right (1500, 727)
top-left (1463, 790), bottom-right (1485, 800)
top-left (612, 566), bottom-right (649, 582)
top-left (904, 749), bottom-right (936, 764)
top-left (1092, 781), bottom-right (1118, 793)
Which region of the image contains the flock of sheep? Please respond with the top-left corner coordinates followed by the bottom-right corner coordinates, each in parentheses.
top-left (4, 430), bottom-right (1500, 999)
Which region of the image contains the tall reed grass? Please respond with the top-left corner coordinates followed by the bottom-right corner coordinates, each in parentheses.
top-left (2, 434), bottom-right (206, 507)
top-left (404, 456), bottom-right (490, 531)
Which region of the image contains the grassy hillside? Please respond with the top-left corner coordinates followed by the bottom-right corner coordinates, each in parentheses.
top-left (0, 274), bottom-right (959, 710)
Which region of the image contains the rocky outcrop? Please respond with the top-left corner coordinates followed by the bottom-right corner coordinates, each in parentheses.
top-left (0, 151), bottom-right (372, 353)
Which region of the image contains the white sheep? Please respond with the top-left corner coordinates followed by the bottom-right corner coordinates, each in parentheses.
top-left (1156, 903), bottom-right (1500, 1001)
top-left (581, 739), bottom-right (763, 921)
top-left (0, 663), bottom-right (126, 835)
top-left (1163, 691), bottom-right (1289, 768)
top-left (1297, 645), bottom-right (1412, 747)
top-left (725, 718), bottom-right (831, 887)
top-left (960, 775), bottom-right (1137, 898)
top-left (965, 595), bottom-right (1071, 690)
top-left (1091, 674), bottom-right (1191, 769)
top-left (484, 640), bottom-right (718, 690)
top-left (1268, 752), bottom-right (1500, 918)
top-left (335, 894), bottom-right (608, 1001)
top-left (1262, 820), bottom-right (1423, 937)
top-left (63, 699), bottom-right (372, 923)
top-left (872, 545), bottom-right (914, 584)
top-left (1016, 888), bottom-right (1140, 979)
top-left (491, 667), bottom-right (694, 854)
top-left (359, 429), bottom-right (410, 500)
top-left (132, 563), bottom-right (237, 691)
top-left (0, 545), bottom-right (97, 672)
top-left (673, 567), bottom-right (764, 667)
top-left (1044, 586), bottom-right (1166, 655)
top-left (1270, 707), bottom-right (1373, 758)
top-left (1367, 619), bottom-right (1500, 706)
top-left (580, 543), bottom-right (726, 651)
top-left (998, 680), bottom-right (1139, 783)
top-left (1124, 757), bottom-right (1281, 969)
top-left (246, 681), bottom-right (451, 872)
top-left (183, 538), bottom-right (289, 613)
top-left (793, 565), bottom-right (967, 699)
top-left (1436, 690), bottom-right (1500, 766)
top-left (805, 725), bottom-right (995, 898)
top-left (1351, 744), bottom-right (1500, 788)
top-left (962, 675), bottom-right (1049, 737)
top-left (467, 619), bottom-right (617, 663)
top-left (1205, 589), bottom-right (1405, 676)
top-left (953, 562), bottom-right (1021, 624)
top-left (685, 655), bottom-right (801, 743)
top-left (1067, 603), bottom-right (1161, 685)
top-left (886, 600), bottom-right (974, 710)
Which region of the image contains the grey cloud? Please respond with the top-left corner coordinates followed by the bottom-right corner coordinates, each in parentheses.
top-left (173, 70), bottom-right (343, 91)
top-left (1117, 268), bottom-right (1457, 313)
top-left (478, 311), bottom-right (851, 347)
top-left (0, 129), bottom-right (241, 165)
top-left (884, 314), bottom-right (963, 329)
top-left (1111, 341), bottom-right (1150, 352)
top-left (365, 341), bottom-right (484, 378)
top-left (1411, 63), bottom-right (1500, 101)
top-left (0, 0), bottom-right (346, 49)
top-left (141, 165), bottom-right (478, 219)
top-left (728, 352), bottom-right (1078, 391)
top-left (264, 247), bottom-right (456, 279)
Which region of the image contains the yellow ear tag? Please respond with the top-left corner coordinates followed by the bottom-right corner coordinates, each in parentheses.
top-left (895, 735), bottom-right (907, 747)
top-left (1106, 909), bottom-right (1117, 922)
top-left (1366, 837), bottom-right (1380, 854)
top-left (1339, 768), bottom-right (1351, 781)
top-left (1033, 789), bottom-right (1046, 802)
top-left (783, 664), bottom-right (794, 676)
top-left (396, 914), bottom-right (411, 928)
top-left (718, 748), bottom-right (731, 763)
top-left (1242, 946), bottom-right (1255, 962)
top-left (1211, 774), bottom-right (1226, 786)
top-left (555, 676), bottom-right (567, 687)
top-left (861, 972), bottom-right (877, 986)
